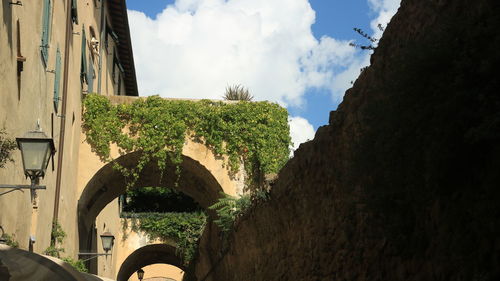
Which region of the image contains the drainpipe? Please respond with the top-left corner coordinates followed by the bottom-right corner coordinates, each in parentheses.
top-left (53, 0), bottom-right (73, 223)
top-left (97, 0), bottom-right (105, 94)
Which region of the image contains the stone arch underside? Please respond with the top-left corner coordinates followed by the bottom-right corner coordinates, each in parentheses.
top-left (78, 151), bottom-right (224, 251)
top-left (116, 244), bottom-right (185, 281)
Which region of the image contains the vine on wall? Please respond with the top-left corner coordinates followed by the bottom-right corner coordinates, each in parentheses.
top-left (122, 212), bottom-right (206, 265)
top-left (82, 94), bottom-right (291, 187)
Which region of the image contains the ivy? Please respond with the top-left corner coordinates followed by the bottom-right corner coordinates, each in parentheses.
top-left (122, 212), bottom-right (206, 265)
top-left (82, 94), bottom-right (291, 187)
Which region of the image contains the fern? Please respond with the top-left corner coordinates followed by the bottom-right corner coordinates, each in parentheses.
top-left (209, 192), bottom-right (251, 232)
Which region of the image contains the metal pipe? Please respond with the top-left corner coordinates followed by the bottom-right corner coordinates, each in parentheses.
top-left (97, 0), bottom-right (105, 94)
top-left (52, 0), bottom-right (73, 223)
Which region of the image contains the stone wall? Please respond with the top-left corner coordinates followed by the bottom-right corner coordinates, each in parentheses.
top-left (193, 0), bottom-right (500, 280)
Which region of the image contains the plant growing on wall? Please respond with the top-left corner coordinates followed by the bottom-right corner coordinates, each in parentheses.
top-left (1, 233), bottom-right (19, 248)
top-left (208, 192), bottom-right (251, 232)
top-left (223, 84), bottom-right (253, 101)
top-left (123, 212), bottom-right (207, 265)
top-left (42, 222), bottom-right (88, 272)
top-left (0, 128), bottom-right (17, 168)
top-left (82, 94), bottom-right (291, 188)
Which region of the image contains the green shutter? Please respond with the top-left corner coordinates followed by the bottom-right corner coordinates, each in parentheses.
top-left (81, 25), bottom-right (88, 84)
top-left (88, 56), bottom-right (94, 93)
top-left (53, 47), bottom-right (62, 112)
top-left (71, 0), bottom-right (78, 24)
top-left (41, 0), bottom-right (52, 66)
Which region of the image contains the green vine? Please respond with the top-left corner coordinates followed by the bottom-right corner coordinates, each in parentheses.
top-left (82, 94), bottom-right (291, 187)
top-left (122, 212), bottom-right (206, 265)
top-left (0, 128), bottom-right (17, 168)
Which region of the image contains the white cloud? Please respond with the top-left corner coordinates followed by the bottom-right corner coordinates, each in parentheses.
top-left (127, 0), bottom-right (401, 151)
top-left (288, 116), bottom-right (315, 154)
top-left (128, 0), bottom-right (357, 107)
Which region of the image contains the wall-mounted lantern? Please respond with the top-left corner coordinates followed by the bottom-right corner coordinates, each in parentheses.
top-left (78, 232), bottom-right (115, 261)
top-left (137, 268), bottom-right (144, 281)
top-left (0, 128), bottom-right (55, 198)
top-left (100, 231), bottom-right (115, 253)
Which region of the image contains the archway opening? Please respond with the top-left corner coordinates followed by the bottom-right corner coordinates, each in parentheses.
top-left (77, 151), bottom-right (224, 273)
top-left (126, 263), bottom-right (184, 281)
top-left (116, 244), bottom-right (186, 281)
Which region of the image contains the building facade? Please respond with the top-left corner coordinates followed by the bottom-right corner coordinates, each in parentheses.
top-left (0, 0), bottom-right (137, 272)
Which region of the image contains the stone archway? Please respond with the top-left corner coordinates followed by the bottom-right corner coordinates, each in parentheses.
top-left (77, 150), bottom-right (227, 254)
top-left (116, 244), bottom-right (186, 281)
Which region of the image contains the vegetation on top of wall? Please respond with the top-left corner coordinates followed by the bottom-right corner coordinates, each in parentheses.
top-left (222, 84), bottom-right (253, 101)
top-left (122, 212), bottom-right (207, 265)
top-left (0, 128), bottom-right (17, 168)
top-left (82, 94), bottom-right (291, 188)
top-left (209, 190), bottom-right (269, 233)
top-left (62, 257), bottom-right (88, 273)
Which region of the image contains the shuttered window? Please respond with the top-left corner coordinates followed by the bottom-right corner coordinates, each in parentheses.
top-left (81, 25), bottom-right (88, 84)
top-left (71, 0), bottom-right (78, 24)
top-left (53, 47), bottom-right (62, 113)
top-left (88, 56), bottom-right (94, 93)
top-left (41, 0), bottom-right (52, 66)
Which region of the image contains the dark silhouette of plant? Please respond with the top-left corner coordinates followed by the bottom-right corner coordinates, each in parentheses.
top-left (349, 24), bottom-right (386, 51)
top-left (223, 84), bottom-right (253, 101)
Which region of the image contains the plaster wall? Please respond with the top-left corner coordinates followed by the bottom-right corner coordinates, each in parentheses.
top-left (0, 0), bottom-right (131, 262)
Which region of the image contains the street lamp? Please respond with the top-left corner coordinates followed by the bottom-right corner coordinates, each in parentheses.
top-left (100, 232), bottom-right (115, 253)
top-left (78, 232), bottom-right (115, 261)
top-left (0, 128), bottom-right (55, 197)
top-left (137, 268), bottom-right (144, 281)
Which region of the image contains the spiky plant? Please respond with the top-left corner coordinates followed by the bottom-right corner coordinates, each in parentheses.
top-left (223, 84), bottom-right (253, 101)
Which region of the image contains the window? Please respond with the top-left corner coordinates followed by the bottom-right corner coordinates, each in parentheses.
top-left (71, 0), bottom-right (78, 24)
top-left (80, 25), bottom-right (88, 84)
top-left (53, 47), bottom-right (62, 112)
top-left (41, 0), bottom-right (52, 66)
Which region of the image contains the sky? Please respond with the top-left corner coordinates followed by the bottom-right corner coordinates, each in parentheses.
top-left (125, 0), bottom-right (401, 152)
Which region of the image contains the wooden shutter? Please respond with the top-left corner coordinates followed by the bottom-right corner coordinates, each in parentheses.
top-left (53, 47), bottom-right (62, 112)
top-left (81, 25), bottom-right (88, 84)
top-left (41, 0), bottom-right (52, 66)
top-left (88, 56), bottom-right (94, 93)
top-left (71, 0), bottom-right (78, 24)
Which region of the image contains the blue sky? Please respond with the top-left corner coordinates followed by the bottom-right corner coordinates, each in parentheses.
top-left (125, 0), bottom-right (400, 150)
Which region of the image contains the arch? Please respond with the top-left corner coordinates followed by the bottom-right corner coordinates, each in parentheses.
top-left (116, 244), bottom-right (185, 281)
top-left (78, 151), bottom-right (223, 253)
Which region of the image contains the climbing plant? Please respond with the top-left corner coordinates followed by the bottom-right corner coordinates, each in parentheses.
top-left (0, 128), bottom-right (17, 168)
top-left (43, 222), bottom-right (88, 273)
top-left (83, 94), bottom-right (291, 187)
top-left (122, 212), bottom-right (207, 265)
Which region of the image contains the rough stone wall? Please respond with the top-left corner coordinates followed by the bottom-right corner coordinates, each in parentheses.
top-left (193, 0), bottom-right (500, 280)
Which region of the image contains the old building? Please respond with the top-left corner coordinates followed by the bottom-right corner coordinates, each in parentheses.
top-left (0, 0), bottom-right (137, 277)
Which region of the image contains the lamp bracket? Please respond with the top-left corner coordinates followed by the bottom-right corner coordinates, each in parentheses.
top-left (0, 185), bottom-right (46, 197)
top-left (78, 252), bottom-right (112, 262)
